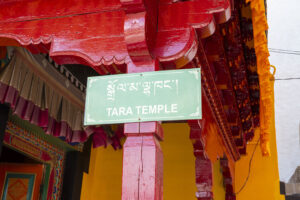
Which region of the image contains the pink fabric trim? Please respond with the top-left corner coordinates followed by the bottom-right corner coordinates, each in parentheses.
top-left (92, 127), bottom-right (107, 148)
top-left (39, 109), bottom-right (49, 128)
top-left (0, 81), bottom-right (124, 148)
top-left (30, 105), bottom-right (40, 125)
top-left (4, 86), bottom-right (18, 108)
top-left (0, 82), bottom-right (98, 145)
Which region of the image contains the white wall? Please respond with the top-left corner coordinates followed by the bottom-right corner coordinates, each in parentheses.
top-left (268, 0), bottom-right (300, 181)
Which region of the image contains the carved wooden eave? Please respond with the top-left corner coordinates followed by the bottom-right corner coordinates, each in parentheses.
top-left (196, 41), bottom-right (240, 162)
top-left (0, 0), bottom-right (230, 67)
top-left (0, 0), bottom-right (245, 162)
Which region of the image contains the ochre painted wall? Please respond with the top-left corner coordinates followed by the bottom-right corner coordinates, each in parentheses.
top-left (80, 145), bottom-right (123, 200)
top-left (161, 123), bottom-right (196, 199)
top-left (213, 160), bottom-right (226, 200)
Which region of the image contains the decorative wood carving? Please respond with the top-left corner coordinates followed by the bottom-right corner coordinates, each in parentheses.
top-left (0, 0), bottom-right (231, 69)
top-left (155, 0), bottom-right (231, 68)
top-left (194, 41), bottom-right (240, 161)
top-left (0, 0), bottom-right (129, 68)
top-left (220, 4), bottom-right (255, 142)
top-left (202, 29), bottom-right (246, 154)
top-left (238, 1), bottom-right (260, 129)
top-left (121, 0), bottom-right (159, 64)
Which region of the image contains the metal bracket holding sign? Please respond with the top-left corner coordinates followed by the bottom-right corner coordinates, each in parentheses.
top-left (84, 68), bottom-right (201, 125)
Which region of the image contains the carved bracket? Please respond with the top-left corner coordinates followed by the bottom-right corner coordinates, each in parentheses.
top-left (121, 0), bottom-right (159, 64)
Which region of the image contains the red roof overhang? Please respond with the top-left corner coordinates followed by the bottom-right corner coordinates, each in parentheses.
top-left (0, 0), bottom-right (230, 68)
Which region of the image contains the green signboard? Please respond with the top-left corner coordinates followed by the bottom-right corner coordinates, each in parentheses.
top-left (84, 68), bottom-right (201, 125)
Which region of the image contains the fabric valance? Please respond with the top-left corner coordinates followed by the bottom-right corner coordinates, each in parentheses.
top-left (0, 48), bottom-right (117, 147)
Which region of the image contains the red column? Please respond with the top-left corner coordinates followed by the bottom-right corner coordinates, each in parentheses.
top-left (122, 121), bottom-right (163, 200)
top-left (189, 120), bottom-right (213, 200)
top-left (220, 158), bottom-right (236, 200)
top-left (122, 61), bottom-right (163, 200)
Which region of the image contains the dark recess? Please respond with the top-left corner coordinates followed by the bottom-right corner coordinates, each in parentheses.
top-left (61, 137), bottom-right (92, 199)
top-left (0, 104), bottom-right (9, 157)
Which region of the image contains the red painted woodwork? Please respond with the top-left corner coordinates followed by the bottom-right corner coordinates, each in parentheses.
top-left (121, 0), bottom-right (159, 64)
top-left (188, 88), bottom-right (236, 199)
top-left (202, 30), bottom-right (247, 154)
top-left (189, 124), bottom-right (213, 200)
top-left (126, 60), bottom-right (158, 73)
top-left (195, 157), bottom-right (213, 200)
top-left (0, 2), bottom-right (242, 161)
top-left (124, 121), bottom-right (163, 140)
top-left (0, 163), bottom-right (44, 200)
top-left (121, 63), bottom-right (163, 199)
top-left (122, 122), bottom-right (163, 200)
top-left (189, 92), bottom-right (226, 162)
top-left (155, 0), bottom-right (231, 68)
top-left (0, 0), bottom-right (231, 70)
top-left (219, 8), bottom-right (255, 142)
top-left (221, 158), bottom-right (236, 200)
top-left (188, 82), bottom-right (241, 199)
top-left (194, 41), bottom-right (240, 162)
top-left (0, 0), bottom-right (128, 68)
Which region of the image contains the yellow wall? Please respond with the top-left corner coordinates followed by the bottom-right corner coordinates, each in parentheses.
top-left (80, 145), bottom-right (123, 200)
top-left (235, 117), bottom-right (285, 199)
top-left (213, 160), bottom-right (226, 200)
top-left (161, 123), bottom-right (196, 199)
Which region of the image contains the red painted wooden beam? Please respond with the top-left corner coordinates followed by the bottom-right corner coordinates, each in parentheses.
top-left (0, 0), bottom-right (231, 69)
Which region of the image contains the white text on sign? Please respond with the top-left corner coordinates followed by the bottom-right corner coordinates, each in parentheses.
top-left (106, 104), bottom-right (178, 117)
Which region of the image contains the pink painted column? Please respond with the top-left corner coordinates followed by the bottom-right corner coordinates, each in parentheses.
top-left (122, 121), bottom-right (163, 200)
top-left (122, 61), bottom-right (163, 200)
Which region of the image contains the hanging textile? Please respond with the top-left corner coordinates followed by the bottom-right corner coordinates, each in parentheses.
top-left (246, 0), bottom-right (275, 156)
top-left (0, 48), bottom-right (114, 147)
